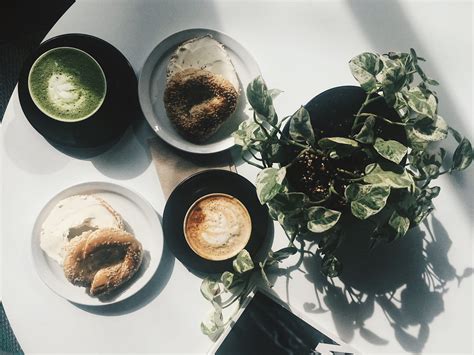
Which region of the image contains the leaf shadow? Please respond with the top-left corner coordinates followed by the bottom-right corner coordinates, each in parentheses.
top-left (297, 213), bottom-right (471, 353)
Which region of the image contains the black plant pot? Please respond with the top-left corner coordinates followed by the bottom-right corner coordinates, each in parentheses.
top-left (281, 85), bottom-right (407, 211)
top-left (305, 85), bottom-right (406, 142)
top-left (282, 85), bottom-right (407, 159)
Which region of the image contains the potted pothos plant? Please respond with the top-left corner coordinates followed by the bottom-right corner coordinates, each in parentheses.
top-left (199, 49), bottom-right (473, 337)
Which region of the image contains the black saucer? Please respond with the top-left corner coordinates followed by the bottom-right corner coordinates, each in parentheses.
top-left (18, 33), bottom-right (139, 149)
top-left (162, 170), bottom-right (269, 274)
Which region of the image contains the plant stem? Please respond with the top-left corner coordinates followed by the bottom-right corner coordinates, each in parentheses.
top-left (221, 276), bottom-right (252, 311)
top-left (248, 149), bottom-right (264, 162)
top-left (282, 229), bottom-right (296, 245)
top-left (281, 115), bottom-right (292, 122)
top-left (242, 155), bottom-right (265, 169)
top-left (252, 110), bottom-right (324, 158)
top-left (437, 169), bottom-right (451, 176)
top-left (302, 249), bottom-right (316, 257)
top-left (284, 148), bottom-right (310, 169)
top-left (419, 169), bottom-right (451, 189)
top-left (264, 114), bottom-right (284, 136)
top-left (352, 94), bottom-right (384, 132)
top-left (336, 168), bottom-right (362, 178)
top-left (357, 113), bottom-right (407, 127)
top-left (420, 178), bottom-right (431, 189)
top-left (253, 111), bottom-right (272, 139)
top-left (249, 138), bottom-right (266, 143)
top-left (277, 115), bottom-right (292, 129)
top-left (307, 194), bottom-right (331, 205)
top-left (258, 112), bottom-right (320, 153)
top-left (329, 182), bottom-right (346, 201)
top-left (279, 137), bottom-right (321, 155)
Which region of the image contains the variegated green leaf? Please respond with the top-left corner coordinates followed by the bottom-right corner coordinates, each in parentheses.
top-left (377, 58), bottom-right (407, 96)
top-left (307, 206), bottom-right (341, 233)
top-left (363, 164), bottom-right (414, 189)
top-left (349, 52), bottom-right (383, 93)
top-left (354, 115), bottom-right (376, 144)
top-left (232, 120), bottom-right (262, 149)
top-left (411, 115), bottom-right (448, 142)
top-left (200, 305), bottom-right (224, 336)
top-left (220, 272), bottom-right (234, 290)
top-left (373, 138), bottom-right (408, 164)
top-left (200, 278), bottom-right (221, 301)
top-left (256, 167), bottom-right (286, 204)
top-left (403, 87), bottom-right (436, 118)
top-left (289, 106), bottom-right (315, 145)
top-left (247, 76), bottom-right (271, 116)
top-left (388, 211), bottom-right (410, 239)
top-left (233, 250), bottom-right (254, 274)
top-left (318, 137), bottom-right (359, 149)
top-left (246, 76), bottom-right (278, 124)
top-left (452, 138), bottom-right (473, 171)
top-left (345, 183), bottom-right (391, 219)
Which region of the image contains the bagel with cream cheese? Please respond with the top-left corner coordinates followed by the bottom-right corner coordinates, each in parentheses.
top-left (163, 68), bottom-right (238, 142)
top-left (63, 228), bottom-right (143, 296)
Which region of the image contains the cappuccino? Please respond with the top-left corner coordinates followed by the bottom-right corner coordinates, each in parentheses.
top-left (184, 193), bottom-right (252, 261)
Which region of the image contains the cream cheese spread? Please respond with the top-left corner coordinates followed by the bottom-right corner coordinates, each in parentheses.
top-left (39, 195), bottom-right (123, 265)
top-left (167, 35), bottom-right (240, 91)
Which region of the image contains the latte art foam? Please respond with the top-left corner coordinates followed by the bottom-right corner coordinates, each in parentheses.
top-left (184, 193), bottom-right (252, 261)
top-left (47, 73), bottom-right (86, 111)
top-left (28, 47), bottom-right (106, 122)
top-left (200, 201), bottom-right (244, 246)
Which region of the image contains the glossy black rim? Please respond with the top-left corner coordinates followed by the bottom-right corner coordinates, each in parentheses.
top-left (18, 33), bottom-right (139, 149)
top-left (163, 170), bottom-right (269, 274)
top-left (281, 85), bottom-right (406, 164)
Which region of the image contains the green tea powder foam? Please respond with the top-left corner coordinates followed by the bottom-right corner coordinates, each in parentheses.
top-left (28, 47), bottom-right (107, 122)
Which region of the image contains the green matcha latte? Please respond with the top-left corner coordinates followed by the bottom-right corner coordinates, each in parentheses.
top-left (28, 47), bottom-right (107, 122)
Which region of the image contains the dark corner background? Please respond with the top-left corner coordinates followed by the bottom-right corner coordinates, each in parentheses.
top-left (0, 0), bottom-right (74, 122)
top-left (1, 2), bottom-right (74, 353)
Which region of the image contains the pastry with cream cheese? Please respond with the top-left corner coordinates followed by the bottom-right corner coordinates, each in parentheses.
top-left (40, 195), bottom-right (124, 265)
top-left (63, 228), bottom-right (143, 296)
top-left (166, 35), bottom-right (239, 91)
top-left (164, 36), bottom-right (240, 142)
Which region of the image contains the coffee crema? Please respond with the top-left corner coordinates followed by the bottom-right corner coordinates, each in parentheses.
top-left (28, 47), bottom-right (107, 122)
top-left (184, 193), bottom-right (252, 261)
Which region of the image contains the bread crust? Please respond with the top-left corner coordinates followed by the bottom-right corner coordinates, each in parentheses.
top-left (63, 228), bottom-right (143, 296)
top-left (163, 68), bottom-right (238, 142)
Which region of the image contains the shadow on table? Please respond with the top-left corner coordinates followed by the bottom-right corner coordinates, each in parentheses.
top-left (3, 102), bottom-right (154, 180)
top-left (293, 215), bottom-right (472, 353)
top-left (2, 98), bottom-right (70, 174)
top-left (90, 117), bottom-right (154, 180)
top-left (73, 213), bottom-right (175, 316)
top-left (51, 116), bottom-right (154, 180)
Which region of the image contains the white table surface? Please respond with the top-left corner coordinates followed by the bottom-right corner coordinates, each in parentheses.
top-left (1, 0), bottom-right (473, 354)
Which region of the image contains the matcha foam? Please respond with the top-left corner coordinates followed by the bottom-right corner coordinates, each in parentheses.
top-left (28, 47), bottom-right (107, 122)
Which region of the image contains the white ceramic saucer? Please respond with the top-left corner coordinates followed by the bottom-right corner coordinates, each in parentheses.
top-left (31, 182), bottom-right (163, 306)
top-left (138, 28), bottom-right (260, 154)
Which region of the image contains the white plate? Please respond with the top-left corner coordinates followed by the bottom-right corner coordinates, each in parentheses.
top-left (138, 28), bottom-right (261, 154)
top-left (31, 182), bottom-right (164, 306)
